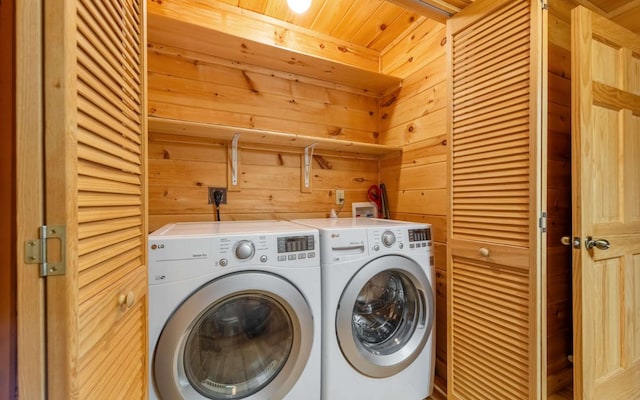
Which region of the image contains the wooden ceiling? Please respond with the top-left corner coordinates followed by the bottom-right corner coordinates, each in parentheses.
top-left (214, 0), bottom-right (640, 48)
top-left (213, 0), bottom-right (473, 52)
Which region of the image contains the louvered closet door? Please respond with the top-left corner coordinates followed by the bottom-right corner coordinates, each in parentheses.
top-left (44, 0), bottom-right (147, 399)
top-left (447, 0), bottom-right (543, 399)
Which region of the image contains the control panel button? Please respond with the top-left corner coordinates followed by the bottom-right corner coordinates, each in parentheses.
top-left (381, 231), bottom-right (396, 247)
top-left (278, 255), bottom-right (286, 262)
top-left (308, 252), bottom-right (315, 258)
top-left (260, 255), bottom-right (268, 263)
top-left (234, 240), bottom-right (255, 260)
top-left (219, 258), bottom-right (228, 267)
top-left (373, 245), bottom-right (380, 251)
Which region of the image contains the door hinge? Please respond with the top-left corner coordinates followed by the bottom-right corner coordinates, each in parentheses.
top-left (24, 225), bottom-right (66, 277)
top-left (541, 0), bottom-right (549, 10)
top-left (539, 212), bottom-right (547, 233)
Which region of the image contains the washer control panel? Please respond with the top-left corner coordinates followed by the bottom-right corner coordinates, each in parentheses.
top-left (148, 222), bottom-right (319, 284)
top-left (234, 240), bottom-right (255, 260)
top-left (381, 230), bottom-right (396, 247)
top-left (216, 233), bottom-right (317, 268)
top-left (148, 237), bottom-right (212, 285)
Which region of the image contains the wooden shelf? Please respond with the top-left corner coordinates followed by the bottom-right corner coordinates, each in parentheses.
top-left (148, 117), bottom-right (402, 156)
top-left (147, 0), bottom-right (403, 97)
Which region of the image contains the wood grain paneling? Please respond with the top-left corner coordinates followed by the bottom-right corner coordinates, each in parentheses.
top-left (450, 257), bottom-right (532, 398)
top-left (451, 0), bottom-right (533, 248)
top-left (148, 136), bottom-right (377, 229)
top-left (378, 14), bottom-right (449, 392)
top-left (546, 1), bottom-right (574, 396)
top-left (381, 18), bottom-right (446, 78)
top-left (222, 0), bottom-right (640, 49)
top-left (15, 1), bottom-right (46, 397)
top-left (216, 0), bottom-right (459, 50)
top-left (572, 9), bottom-right (640, 397)
top-left (147, 42), bottom-right (382, 143)
top-left (448, 0), bottom-right (541, 398)
top-left (434, 265), bottom-right (448, 382)
top-left (147, 0), bottom-right (403, 95)
top-left (572, 7), bottom-right (640, 399)
top-left (44, 0), bottom-right (147, 398)
top-left (148, 5), bottom-right (452, 392)
top-left (76, 0), bottom-right (147, 396)
top-left (147, 25), bottom-right (389, 226)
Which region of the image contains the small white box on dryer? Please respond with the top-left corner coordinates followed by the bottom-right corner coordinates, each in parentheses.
top-left (352, 201), bottom-right (378, 218)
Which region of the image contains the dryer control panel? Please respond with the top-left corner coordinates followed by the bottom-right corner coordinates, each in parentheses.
top-left (368, 226), bottom-right (433, 264)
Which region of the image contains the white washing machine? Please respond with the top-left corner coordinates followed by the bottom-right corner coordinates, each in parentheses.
top-left (148, 221), bottom-right (321, 400)
top-left (292, 218), bottom-right (435, 400)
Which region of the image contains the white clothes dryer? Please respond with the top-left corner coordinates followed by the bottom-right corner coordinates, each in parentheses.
top-left (292, 218), bottom-right (435, 400)
top-left (148, 221), bottom-right (321, 400)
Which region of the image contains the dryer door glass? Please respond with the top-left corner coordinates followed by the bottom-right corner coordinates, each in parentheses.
top-left (184, 294), bottom-right (293, 399)
top-left (352, 270), bottom-right (418, 354)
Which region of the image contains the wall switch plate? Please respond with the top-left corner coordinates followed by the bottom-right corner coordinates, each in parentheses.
top-left (336, 189), bottom-right (345, 205)
top-left (208, 187), bottom-right (227, 204)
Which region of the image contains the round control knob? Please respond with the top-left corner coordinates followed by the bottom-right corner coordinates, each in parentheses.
top-left (260, 255), bottom-right (268, 263)
top-left (381, 231), bottom-right (396, 247)
top-left (235, 240), bottom-right (255, 260)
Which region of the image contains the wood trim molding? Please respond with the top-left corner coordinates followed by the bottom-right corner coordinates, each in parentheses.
top-left (0, 0), bottom-right (17, 397)
top-left (15, 0), bottom-right (46, 398)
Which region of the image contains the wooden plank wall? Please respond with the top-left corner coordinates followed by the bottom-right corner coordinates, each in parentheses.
top-left (147, 42), bottom-right (381, 230)
top-left (145, 5), bottom-right (575, 398)
top-left (147, 10), bottom-right (450, 395)
top-left (547, 0), bottom-right (574, 395)
top-left (379, 18), bottom-right (449, 393)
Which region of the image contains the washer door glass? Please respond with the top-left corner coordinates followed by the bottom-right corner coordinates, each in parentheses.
top-left (336, 255), bottom-right (434, 378)
top-left (184, 294), bottom-right (293, 399)
top-left (154, 272), bottom-right (314, 400)
top-left (352, 270), bottom-right (418, 355)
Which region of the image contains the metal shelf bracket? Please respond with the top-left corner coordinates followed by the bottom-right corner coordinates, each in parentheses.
top-left (303, 143), bottom-right (317, 189)
top-left (231, 133), bottom-right (240, 186)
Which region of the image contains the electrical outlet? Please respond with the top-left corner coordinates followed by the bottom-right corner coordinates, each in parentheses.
top-left (335, 189), bottom-right (345, 205)
top-left (208, 187), bottom-right (227, 204)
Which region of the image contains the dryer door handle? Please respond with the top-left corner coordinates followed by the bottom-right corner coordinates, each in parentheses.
top-left (417, 289), bottom-right (426, 328)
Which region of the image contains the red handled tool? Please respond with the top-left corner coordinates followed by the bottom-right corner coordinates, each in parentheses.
top-left (367, 185), bottom-right (383, 218)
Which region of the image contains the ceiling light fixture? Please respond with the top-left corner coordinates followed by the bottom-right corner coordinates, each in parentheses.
top-left (387, 0), bottom-right (453, 18)
top-left (287, 0), bottom-right (311, 14)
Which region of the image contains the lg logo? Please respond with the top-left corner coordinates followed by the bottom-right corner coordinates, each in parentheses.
top-left (150, 243), bottom-right (165, 250)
